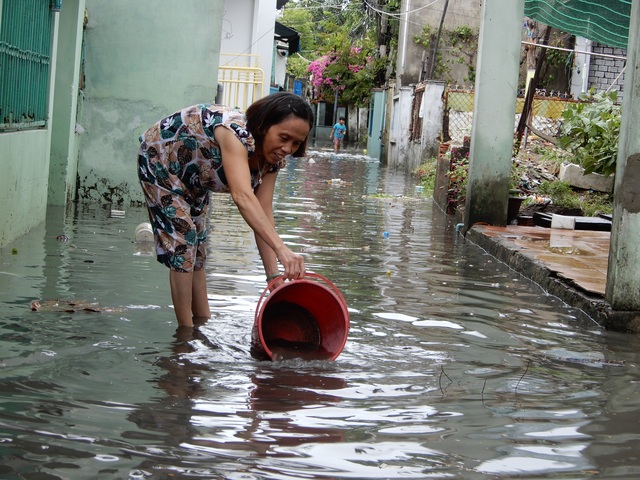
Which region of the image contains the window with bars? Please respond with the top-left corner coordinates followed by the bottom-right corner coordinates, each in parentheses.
top-left (0, 0), bottom-right (54, 131)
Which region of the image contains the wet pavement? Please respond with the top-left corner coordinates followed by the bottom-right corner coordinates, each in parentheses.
top-left (466, 225), bottom-right (633, 331)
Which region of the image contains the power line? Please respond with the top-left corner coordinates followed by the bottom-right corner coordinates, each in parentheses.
top-left (363, 0), bottom-right (442, 18)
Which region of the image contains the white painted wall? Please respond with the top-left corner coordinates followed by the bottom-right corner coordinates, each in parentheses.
top-left (571, 37), bottom-right (592, 98)
top-left (221, 0), bottom-right (277, 97)
top-left (273, 44), bottom-right (288, 88)
top-left (389, 81), bottom-right (445, 172)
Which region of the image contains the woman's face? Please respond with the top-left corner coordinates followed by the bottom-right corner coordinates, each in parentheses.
top-left (260, 114), bottom-right (310, 165)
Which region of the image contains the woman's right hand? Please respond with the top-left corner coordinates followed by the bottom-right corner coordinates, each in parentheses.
top-left (276, 246), bottom-right (306, 280)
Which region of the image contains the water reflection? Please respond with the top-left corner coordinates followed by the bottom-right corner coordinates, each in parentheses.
top-left (0, 150), bottom-right (639, 478)
top-left (125, 324), bottom-right (351, 477)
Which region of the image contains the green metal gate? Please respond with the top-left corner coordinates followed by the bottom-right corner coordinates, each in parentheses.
top-left (0, 0), bottom-right (54, 131)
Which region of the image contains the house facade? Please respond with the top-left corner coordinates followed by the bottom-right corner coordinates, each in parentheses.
top-left (1, 0), bottom-right (67, 245)
top-left (385, 0), bottom-right (629, 172)
top-left (0, 0), bottom-right (287, 248)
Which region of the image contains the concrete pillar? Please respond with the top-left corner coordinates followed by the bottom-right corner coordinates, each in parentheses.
top-left (463, 0), bottom-right (524, 227)
top-left (570, 37), bottom-right (592, 99)
top-left (606, 0), bottom-right (640, 311)
top-left (49, 0), bottom-right (86, 207)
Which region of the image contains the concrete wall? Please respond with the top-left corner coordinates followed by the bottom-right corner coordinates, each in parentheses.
top-left (0, 131), bottom-right (53, 246)
top-left (358, 107), bottom-right (369, 149)
top-left (346, 106), bottom-right (369, 149)
top-left (396, 0), bottom-right (482, 88)
top-left (387, 81), bottom-right (445, 172)
top-left (0, 5), bottom-right (59, 246)
top-left (76, 1), bottom-right (224, 206)
top-left (421, 81), bottom-right (445, 155)
top-left (273, 46), bottom-right (288, 88)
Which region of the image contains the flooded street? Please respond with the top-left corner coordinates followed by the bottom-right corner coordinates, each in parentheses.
top-left (1, 150), bottom-right (640, 479)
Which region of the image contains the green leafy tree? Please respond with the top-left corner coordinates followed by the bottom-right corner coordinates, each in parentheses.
top-left (279, 0), bottom-right (395, 105)
top-left (308, 31), bottom-right (384, 106)
top-left (278, 4), bottom-right (316, 78)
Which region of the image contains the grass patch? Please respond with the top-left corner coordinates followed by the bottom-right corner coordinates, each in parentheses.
top-left (414, 157), bottom-right (437, 194)
top-left (531, 179), bottom-right (613, 217)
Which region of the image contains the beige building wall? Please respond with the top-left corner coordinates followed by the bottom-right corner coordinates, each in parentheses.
top-left (397, 0), bottom-right (482, 88)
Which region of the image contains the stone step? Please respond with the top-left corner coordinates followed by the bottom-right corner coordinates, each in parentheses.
top-left (533, 212), bottom-right (612, 231)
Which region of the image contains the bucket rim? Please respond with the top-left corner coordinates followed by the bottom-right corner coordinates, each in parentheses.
top-left (254, 272), bottom-right (349, 361)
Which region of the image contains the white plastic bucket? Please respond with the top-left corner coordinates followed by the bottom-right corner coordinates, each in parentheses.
top-left (135, 222), bottom-right (154, 243)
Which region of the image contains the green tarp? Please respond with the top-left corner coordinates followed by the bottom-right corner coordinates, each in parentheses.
top-left (524, 0), bottom-right (632, 49)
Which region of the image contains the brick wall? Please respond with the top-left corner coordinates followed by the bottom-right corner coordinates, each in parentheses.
top-left (588, 43), bottom-right (626, 102)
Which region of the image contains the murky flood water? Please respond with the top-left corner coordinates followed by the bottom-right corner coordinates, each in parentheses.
top-left (1, 150), bottom-right (640, 479)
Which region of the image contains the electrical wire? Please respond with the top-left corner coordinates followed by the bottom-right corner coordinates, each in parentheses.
top-left (363, 0), bottom-right (442, 18)
top-left (220, 25), bottom-right (277, 67)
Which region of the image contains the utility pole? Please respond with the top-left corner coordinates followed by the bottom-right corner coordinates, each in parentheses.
top-left (463, 0), bottom-right (524, 228)
top-left (427, 0), bottom-right (449, 79)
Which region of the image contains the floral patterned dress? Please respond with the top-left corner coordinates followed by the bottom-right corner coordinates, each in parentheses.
top-left (137, 104), bottom-right (278, 272)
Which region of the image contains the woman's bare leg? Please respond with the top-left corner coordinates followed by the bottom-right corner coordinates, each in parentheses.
top-left (169, 270), bottom-right (195, 327)
top-left (191, 269), bottom-right (211, 320)
top-left (169, 270), bottom-right (210, 327)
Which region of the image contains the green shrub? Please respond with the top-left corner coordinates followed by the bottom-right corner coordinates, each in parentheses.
top-left (415, 157), bottom-right (437, 194)
top-left (537, 180), bottom-right (581, 209)
top-left (557, 89), bottom-right (620, 177)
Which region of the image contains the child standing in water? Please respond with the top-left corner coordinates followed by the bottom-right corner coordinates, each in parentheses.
top-left (330, 117), bottom-right (347, 153)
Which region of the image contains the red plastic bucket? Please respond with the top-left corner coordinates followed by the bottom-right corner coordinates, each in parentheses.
top-left (251, 273), bottom-right (349, 361)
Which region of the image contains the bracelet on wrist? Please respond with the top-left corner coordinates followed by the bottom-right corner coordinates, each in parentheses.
top-left (266, 274), bottom-right (281, 281)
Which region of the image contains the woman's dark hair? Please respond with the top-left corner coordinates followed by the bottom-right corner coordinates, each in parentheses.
top-left (245, 92), bottom-right (314, 157)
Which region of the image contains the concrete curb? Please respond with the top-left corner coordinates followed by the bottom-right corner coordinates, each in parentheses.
top-left (466, 226), bottom-right (640, 332)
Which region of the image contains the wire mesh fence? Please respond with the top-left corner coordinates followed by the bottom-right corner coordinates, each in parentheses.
top-left (442, 86), bottom-right (576, 146)
top-left (442, 88), bottom-right (474, 145)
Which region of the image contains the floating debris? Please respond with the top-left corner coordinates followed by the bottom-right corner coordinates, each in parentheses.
top-left (327, 178), bottom-right (351, 186)
top-left (30, 299), bottom-right (126, 313)
top-left (135, 222), bottom-right (154, 243)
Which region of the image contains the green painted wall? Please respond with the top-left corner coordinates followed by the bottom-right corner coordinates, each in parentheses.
top-left (0, 130), bottom-right (53, 245)
top-left (0, 6), bottom-right (59, 247)
top-left (76, 1), bottom-right (224, 206)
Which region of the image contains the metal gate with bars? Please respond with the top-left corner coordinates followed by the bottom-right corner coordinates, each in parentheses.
top-left (217, 54), bottom-right (264, 111)
top-left (0, 0), bottom-right (54, 131)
